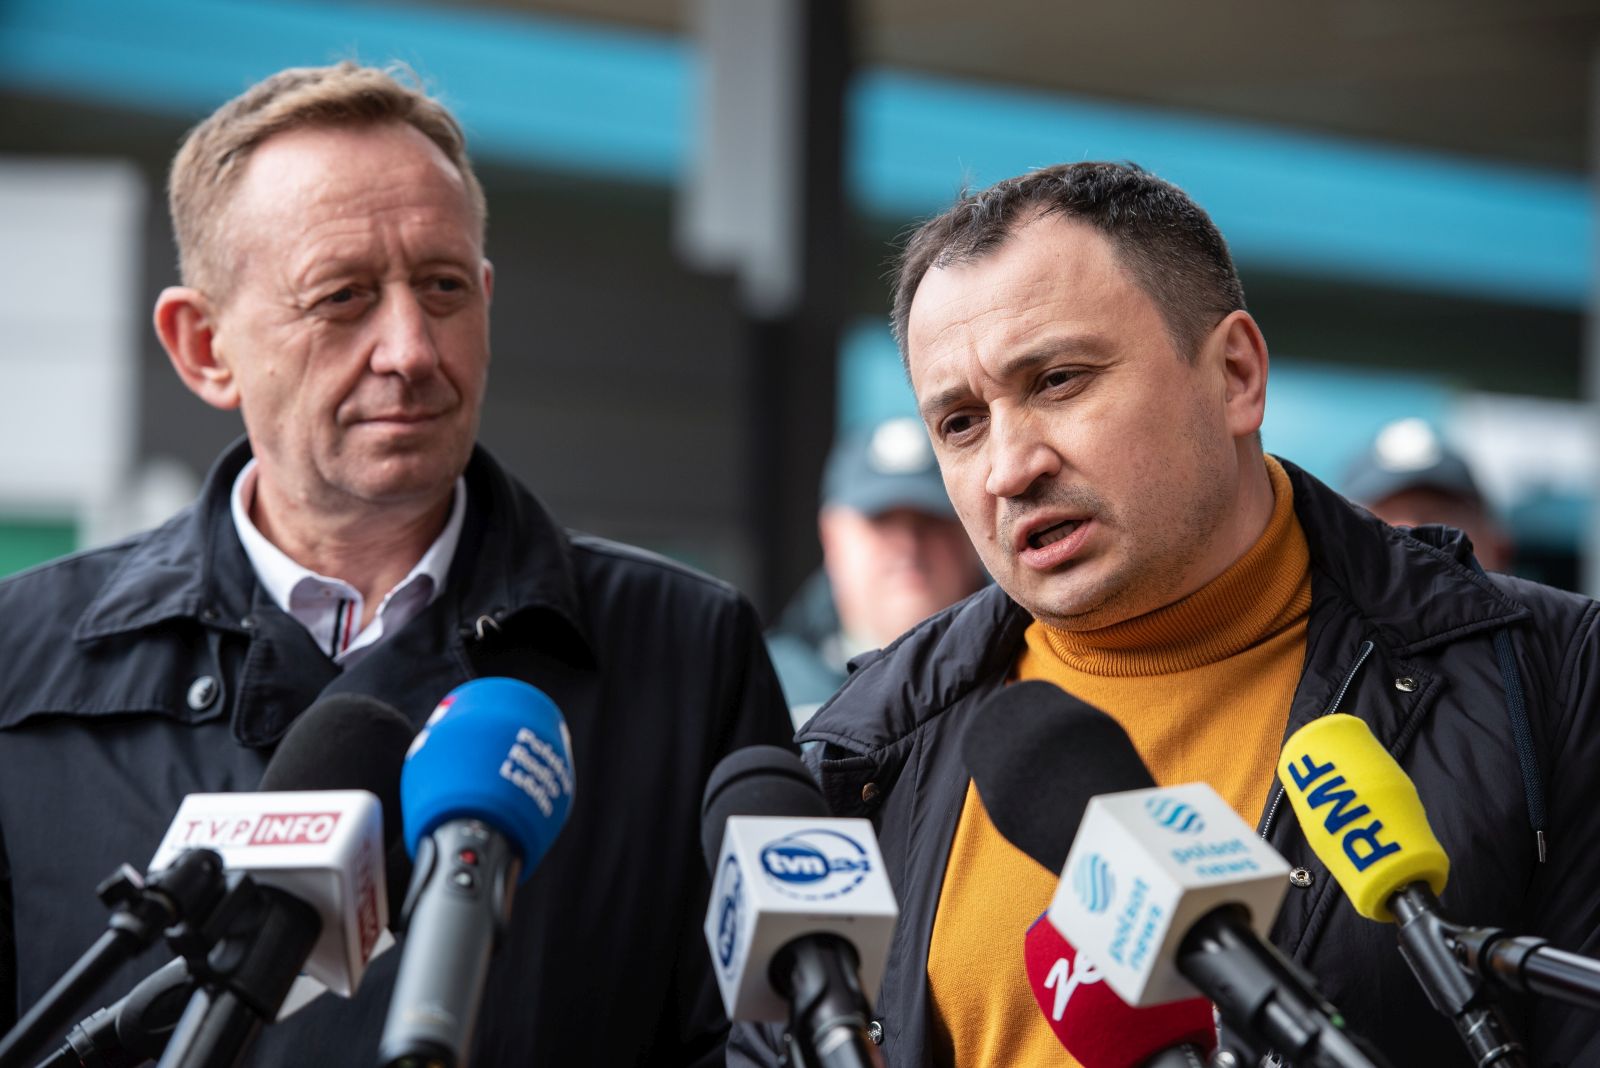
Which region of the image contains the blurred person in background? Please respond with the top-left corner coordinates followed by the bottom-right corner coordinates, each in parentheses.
top-left (0, 62), bottom-right (791, 1065)
top-left (730, 161), bottom-right (1599, 1068)
top-left (1344, 417), bottom-right (1512, 573)
top-left (767, 416), bottom-right (984, 727)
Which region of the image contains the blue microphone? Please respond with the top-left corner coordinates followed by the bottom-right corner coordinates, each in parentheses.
top-left (378, 678), bottom-right (575, 1068)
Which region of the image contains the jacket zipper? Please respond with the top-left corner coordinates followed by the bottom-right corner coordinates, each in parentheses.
top-left (1260, 639), bottom-right (1376, 841)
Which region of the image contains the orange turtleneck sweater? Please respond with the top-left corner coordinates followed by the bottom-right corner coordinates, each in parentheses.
top-left (927, 456), bottom-right (1312, 1068)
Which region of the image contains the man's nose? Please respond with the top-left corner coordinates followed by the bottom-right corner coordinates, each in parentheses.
top-left (369, 288), bottom-right (440, 380)
top-left (984, 410), bottom-right (1060, 499)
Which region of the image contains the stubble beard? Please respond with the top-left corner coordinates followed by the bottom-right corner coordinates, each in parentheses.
top-left (1016, 441), bottom-right (1237, 634)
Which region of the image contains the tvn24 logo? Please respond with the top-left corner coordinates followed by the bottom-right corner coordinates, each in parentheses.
top-left (759, 829), bottom-right (872, 902)
top-left (713, 856), bottom-right (744, 975)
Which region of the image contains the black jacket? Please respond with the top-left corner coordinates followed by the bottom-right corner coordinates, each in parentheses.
top-left (0, 439), bottom-right (794, 1066)
top-left (731, 459), bottom-right (1600, 1067)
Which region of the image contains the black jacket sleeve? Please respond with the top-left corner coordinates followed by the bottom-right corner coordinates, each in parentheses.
top-left (726, 1021), bottom-right (790, 1067)
top-left (0, 819), bottom-right (13, 1035)
top-left (1523, 597), bottom-right (1600, 1066)
top-left (659, 593), bottom-right (796, 1066)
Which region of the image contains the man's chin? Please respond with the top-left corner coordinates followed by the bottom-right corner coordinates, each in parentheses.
top-left (1009, 568), bottom-right (1128, 632)
top-left (337, 451), bottom-right (466, 507)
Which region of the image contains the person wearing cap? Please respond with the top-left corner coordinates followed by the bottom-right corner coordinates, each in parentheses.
top-left (1344, 418), bottom-right (1512, 573)
top-left (767, 416), bottom-right (985, 726)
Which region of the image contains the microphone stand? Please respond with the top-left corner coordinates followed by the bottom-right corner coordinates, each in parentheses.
top-left (156, 874), bottom-right (321, 1068)
top-left (772, 936), bottom-right (884, 1068)
top-left (1453, 926), bottom-right (1600, 1012)
top-left (1177, 905), bottom-right (1390, 1068)
top-left (1390, 886), bottom-right (1527, 1068)
top-left (35, 958), bottom-right (193, 1068)
top-left (0, 851), bottom-right (225, 1068)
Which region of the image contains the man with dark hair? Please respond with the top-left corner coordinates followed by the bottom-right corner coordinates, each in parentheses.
top-left (731, 162), bottom-right (1599, 1066)
top-left (0, 63), bottom-right (792, 1066)
top-left (890, 161), bottom-right (1246, 367)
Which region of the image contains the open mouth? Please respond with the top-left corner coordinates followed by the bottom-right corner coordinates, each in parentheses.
top-left (1027, 519), bottom-right (1083, 551)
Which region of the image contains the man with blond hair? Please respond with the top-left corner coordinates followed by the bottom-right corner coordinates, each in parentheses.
top-left (0, 62), bottom-right (790, 1065)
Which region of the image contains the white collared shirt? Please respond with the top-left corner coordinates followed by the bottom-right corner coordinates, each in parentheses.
top-left (230, 460), bottom-right (467, 669)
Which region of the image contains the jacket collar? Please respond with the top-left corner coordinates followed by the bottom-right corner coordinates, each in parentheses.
top-left (802, 455), bottom-right (1529, 761)
top-left (800, 581), bottom-right (1029, 757)
top-left (74, 442), bottom-right (254, 641)
top-left (74, 438), bottom-right (595, 666)
top-left (450, 440), bottom-right (595, 667)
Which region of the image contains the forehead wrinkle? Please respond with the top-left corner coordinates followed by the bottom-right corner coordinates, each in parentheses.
top-left (909, 219), bottom-right (1141, 407)
top-left (234, 127), bottom-right (476, 260)
top-left (286, 197), bottom-right (480, 293)
top-left (915, 259), bottom-right (1090, 367)
top-left (918, 335), bottom-right (1113, 419)
top-left (287, 219), bottom-right (385, 288)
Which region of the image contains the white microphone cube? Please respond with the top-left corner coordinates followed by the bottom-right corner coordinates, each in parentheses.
top-left (1048, 783), bottom-right (1289, 1007)
top-left (148, 789), bottom-right (387, 997)
top-left (704, 815), bottom-right (899, 1021)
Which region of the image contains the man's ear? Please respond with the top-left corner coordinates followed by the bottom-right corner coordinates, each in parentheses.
top-left (154, 287), bottom-right (240, 411)
top-left (481, 259), bottom-right (495, 305)
top-left (1212, 310), bottom-right (1268, 440)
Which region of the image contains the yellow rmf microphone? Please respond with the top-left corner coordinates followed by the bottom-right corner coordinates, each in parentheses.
top-left (1276, 714), bottom-right (1448, 923)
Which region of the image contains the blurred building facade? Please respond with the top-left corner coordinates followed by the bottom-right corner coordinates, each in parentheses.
top-left (0, 0), bottom-right (1594, 602)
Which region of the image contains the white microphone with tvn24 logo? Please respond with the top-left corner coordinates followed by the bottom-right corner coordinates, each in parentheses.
top-left (146, 788), bottom-right (387, 998)
top-left (701, 747), bottom-right (896, 1068)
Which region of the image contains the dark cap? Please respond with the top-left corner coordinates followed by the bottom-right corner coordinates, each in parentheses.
top-left (821, 416), bottom-right (955, 519)
top-left (1343, 418), bottom-right (1484, 506)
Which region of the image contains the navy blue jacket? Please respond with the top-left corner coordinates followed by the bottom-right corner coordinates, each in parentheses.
top-left (0, 439), bottom-right (793, 1066)
top-left (732, 459), bottom-right (1600, 1067)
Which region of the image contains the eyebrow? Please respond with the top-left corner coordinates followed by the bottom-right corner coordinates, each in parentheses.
top-left (917, 335), bottom-right (1110, 422)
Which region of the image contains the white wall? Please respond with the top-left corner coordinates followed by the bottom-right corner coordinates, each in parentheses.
top-left (0, 158), bottom-right (154, 544)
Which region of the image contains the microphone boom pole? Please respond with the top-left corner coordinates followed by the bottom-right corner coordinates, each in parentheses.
top-left (1453, 926), bottom-right (1600, 1013)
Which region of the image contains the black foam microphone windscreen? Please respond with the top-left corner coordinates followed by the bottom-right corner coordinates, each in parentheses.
top-left (959, 680), bottom-right (1154, 872)
top-left (259, 692), bottom-right (417, 918)
top-left (700, 745), bottom-right (827, 872)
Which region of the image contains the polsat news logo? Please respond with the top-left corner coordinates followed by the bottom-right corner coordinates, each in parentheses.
top-left (173, 811), bottom-right (343, 848)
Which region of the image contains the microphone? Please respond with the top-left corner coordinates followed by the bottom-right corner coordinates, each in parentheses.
top-left (700, 746), bottom-right (896, 1068)
top-left (1, 695), bottom-right (413, 1068)
top-left (377, 677), bottom-right (576, 1068)
top-left (147, 696), bottom-right (412, 998)
top-left (255, 692), bottom-right (417, 927)
top-left (150, 693), bottom-right (415, 1068)
top-left (1277, 714), bottom-right (1541, 1065)
top-left (1023, 913), bottom-right (1215, 1068)
top-left (962, 681), bottom-right (1390, 1068)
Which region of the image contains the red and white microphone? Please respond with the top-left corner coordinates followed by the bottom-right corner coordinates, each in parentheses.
top-left (1025, 912), bottom-right (1214, 1068)
top-left (147, 788), bottom-right (387, 998)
